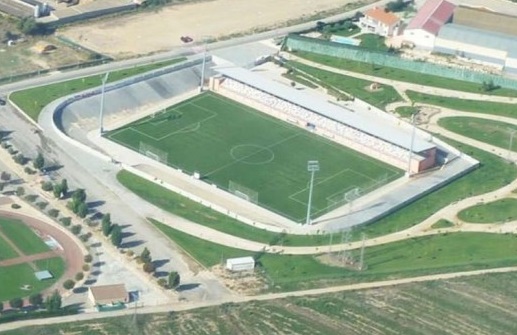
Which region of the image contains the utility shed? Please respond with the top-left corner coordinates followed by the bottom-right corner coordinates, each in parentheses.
top-left (88, 284), bottom-right (128, 306)
top-left (226, 256), bottom-right (255, 272)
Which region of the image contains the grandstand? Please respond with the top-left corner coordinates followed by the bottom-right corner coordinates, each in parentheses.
top-left (211, 67), bottom-right (437, 174)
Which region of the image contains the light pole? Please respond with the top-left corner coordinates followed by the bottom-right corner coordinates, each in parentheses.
top-left (406, 109), bottom-right (419, 176)
top-left (99, 72), bottom-right (110, 135)
top-left (306, 160), bottom-right (320, 225)
top-left (508, 128), bottom-right (517, 161)
top-left (199, 36), bottom-right (210, 93)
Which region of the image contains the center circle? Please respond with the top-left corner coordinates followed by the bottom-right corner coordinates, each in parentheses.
top-left (230, 144), bottom-right (275, 165)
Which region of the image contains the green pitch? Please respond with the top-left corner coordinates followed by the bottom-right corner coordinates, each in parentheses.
top-left (107, 92), bottom-right (402, 221)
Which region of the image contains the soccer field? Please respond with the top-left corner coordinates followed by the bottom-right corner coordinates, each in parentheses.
top-left (107, 92), bottom-right (403, 222)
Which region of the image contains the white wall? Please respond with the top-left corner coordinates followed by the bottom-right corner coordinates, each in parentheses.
top-left (403, 29), bottom-right (436, 49)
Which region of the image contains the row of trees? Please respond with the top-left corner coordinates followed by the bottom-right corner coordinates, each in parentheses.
top-left (1, 290), bottom-right (61, 312)
top-left (101, 213), bottom-right (123, 247)
top-left (140, 247), bottom-right (180, 289)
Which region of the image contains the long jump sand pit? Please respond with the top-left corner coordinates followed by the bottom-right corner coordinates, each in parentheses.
top-left (59, 0), bottom-right (373, 58)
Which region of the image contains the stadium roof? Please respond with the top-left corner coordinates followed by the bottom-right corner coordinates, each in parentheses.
top-left (406, 0), bottom-right (455, 35)
top-left (453, 6), bottom-right (517, 37)
top-left (437, 24), bottom-right (517, 58)
top-left (216, 67), bottom-right (435, 153)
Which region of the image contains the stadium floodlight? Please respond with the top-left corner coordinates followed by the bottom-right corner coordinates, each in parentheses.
top-left (199, 36), bottom-right (212, 93)
top-left (99, 72), bottom-right (110, 135)
top-left (508, 128), bottom-right (517, 161)
top-left (306, 160), bottom-right (320, 225)
top-left (406, 109), bottom-right (420, 177)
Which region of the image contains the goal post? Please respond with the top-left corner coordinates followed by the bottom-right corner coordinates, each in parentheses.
top-left (229, 181), bottom-right (258, 204)
top-left (139, 142), bottom-right (168, 164)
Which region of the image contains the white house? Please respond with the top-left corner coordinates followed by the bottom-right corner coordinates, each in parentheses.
top-left (226, 256), bottom-right (255, 272)
top-left (403, 0), bottom-right (456, 49)
top-left (359, 7), bottom-right (400, 37)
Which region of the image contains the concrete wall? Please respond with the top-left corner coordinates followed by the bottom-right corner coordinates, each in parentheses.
top-left (403, 29), bottom-right (436, 49)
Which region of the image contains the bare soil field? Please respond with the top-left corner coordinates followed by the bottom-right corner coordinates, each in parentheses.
top-left (59, 0), bottom-right (372, 58)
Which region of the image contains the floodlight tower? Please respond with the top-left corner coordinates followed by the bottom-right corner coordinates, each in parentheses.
top-left (99, 72), bottom-right (110, 135)
top-left (508, 128), bottom-right (517, 161)
top-left (306, 160), bottom-right (320, 225)
top-left (199, 36), bottom-right (211, 93)
top-left (406, 109), bottom-right (420, 176)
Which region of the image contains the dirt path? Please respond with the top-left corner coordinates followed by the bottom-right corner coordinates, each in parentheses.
top-left (59, 0), bottom-right (375, 58)
top-left (0, 250), bottom-right (58, 267)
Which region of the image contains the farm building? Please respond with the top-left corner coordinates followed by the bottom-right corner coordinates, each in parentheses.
top-left (88, 284), bottom-right (128, 307)
top-left (226, 256), bottom-right (255, 272)
top-left (452, 6), bottom-right (517, 37)
top-left (359, 7), bottom-right (400, 37)
top-left (403, 0), bottom-right (455, 49)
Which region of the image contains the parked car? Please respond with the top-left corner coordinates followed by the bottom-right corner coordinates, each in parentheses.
top-left (0, 98), bottom-right (6, 106)
top-left (180, 36), bottom-right (193, 43)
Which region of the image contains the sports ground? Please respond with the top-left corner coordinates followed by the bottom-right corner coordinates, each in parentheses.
top-left (107, 92), bottom-right (402, 222)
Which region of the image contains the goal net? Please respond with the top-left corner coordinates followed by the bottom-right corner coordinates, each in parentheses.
top-left (139, 142), bottom-right (169, 164)
top-left (229, 181), bottom-right (258, 204)
top-left (327, 187), bottom-right (361, 211)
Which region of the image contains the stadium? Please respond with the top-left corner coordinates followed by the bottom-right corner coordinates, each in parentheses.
top-left (53, 47), bottom-right (478, 232)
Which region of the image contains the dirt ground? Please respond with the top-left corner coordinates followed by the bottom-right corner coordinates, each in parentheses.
top-left (59, 0), bottom-right (369, 58)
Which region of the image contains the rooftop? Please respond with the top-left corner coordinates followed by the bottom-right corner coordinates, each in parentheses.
top-left (453, 6), bottom-right (517, 37)
top-left (406, 0), bottom-right (456, 35)
top-left (89, 284), bottom-right (127, 303)
top-left (364, 7), bottom-right (400, 25)
top-left (216, 66), bottom-right (435, 153)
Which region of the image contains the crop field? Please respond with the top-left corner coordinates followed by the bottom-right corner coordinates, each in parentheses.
top-left (7, 272), bottom-right (517, 335)
top-left (108, 92), bottom-right (401, 222)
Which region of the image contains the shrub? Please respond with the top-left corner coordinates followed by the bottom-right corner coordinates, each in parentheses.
top-left (0, 171), bottom-right (10, 181)
top-left (7, 147), bottom-right (16, 155)
top-left (126, 250), bottom-right (134, 257)
top-left (10, 203), bottom-right (21, 209)
top-left (60, 217), bottom-right (72, 227)
top-left (79, 232), bottom-right (91, 242)
top-left (36, 201), bottom-right (48, 210)
top-left (157, 278), bottom-right (167, 288)
top-left (24, 167), bottom-right (36, 175)
top-left (71, 224), bottom-right (82, 235)
top-left (13, 153), bottom-right (26, 165)
top-left (24, 194), bottom-right (38, 202)
top-left (15, 187), bottom-right (24, 196)
top-left (84, 254), bottom-right (93, 263)
top-left (143, 262), bottom-right (155, 273)
top-left (75, 272), bottom-right (84, 281)
top-left (82, 264), bottom-right (90, 272)
top-left (1, 141), bottom-right (9, 149)
top-left (85, 218), bottom-right (98, 227)
top-left (48, 208), bottom-right (59, 218)
top-left (41, 181), bottom-right (53, 192)
top-left (9, 298), bottom-right (23, 309)
top-left (63, 279), bottom-right (75, 290)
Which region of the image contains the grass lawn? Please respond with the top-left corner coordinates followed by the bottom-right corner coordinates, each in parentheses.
top-left (407, 91), bottom-right (517, 118)
top-left (438, 117), bottom-right (517, 151)
top-left (431, 219), bottom-right (454, 229)
top-left (282, 70), bottom-right (319, 88)
top-left (356, 34), bottom-right (389, 52)
top-left (328, 24), bottom-right (360, 37)
top-left (0, 234), bottom-right (19, 261)
top-left (288, 61), bottom-right (403, 110)
top-left (0, 218), bottom-right (49, 255)
top-left (292, 51), bottom-right (517, 97)
top-left (0, 256), bottom-right (65, 301)
top-left (118, 170), bottom-right (334, 246)
top-left (109, 92), bottom-right (401, 221)
top-left (9, 57), bottom-right (186, 121)
top-left (458, 198), bottom-right (517, 223)
top-left (152, 219), bottom-right (517, 291)
top-left (394, 106), bottom-right (417, 118)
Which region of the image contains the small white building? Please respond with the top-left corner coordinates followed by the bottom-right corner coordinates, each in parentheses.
top-left (226, 256), bottom-right (255, 272)
top-left (359, 7), bottom-right (400, 37)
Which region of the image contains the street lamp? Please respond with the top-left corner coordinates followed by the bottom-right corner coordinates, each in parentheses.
top-left (508, 128), bottom-right (517, 161)
top-left (406, 109), bottom-right (420, 176)
top-left (306, 160), bottom-right (320, 225)
top-left (99, 72), bottom-right (110, 135)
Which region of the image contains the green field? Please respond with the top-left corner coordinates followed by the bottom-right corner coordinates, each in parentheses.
top-left (292, 51), bottom-right (517, 96)
top-left (356, 34), bottom-right (389, 52)
top-left (0, 218), bottom-right (49, 255)
top-left (438, 117), bottom-right (517, 151)
top-left (431, 219), bottom-right (454, 229)
top-left (458, 198), bottom-right (517, 223)
top-left (109, 92), bottom-right (401, 221)
top-left (6, 272), bottom-right (517, 335)
top-left (394, 105), bottom-right (417, 118)
top-left (0, 234), bottom-right (19, 261)
top-left (0, 257), bottom-right (65, 302)
top-left (9, 57), bottom-right (186, 121)
top-left (407, 91), bottom-right (517, 118)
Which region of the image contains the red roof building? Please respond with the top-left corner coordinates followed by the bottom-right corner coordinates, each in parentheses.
top-left (403, 0), bottom-right (456, 49)
top-left (359, 7), bottom-right (401, 37)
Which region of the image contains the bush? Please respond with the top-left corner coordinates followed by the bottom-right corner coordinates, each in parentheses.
top-left (7, 147), bottom-right (16, 155)
top-left (79, 232), bottom-right (91, 242)
top-left (15, 187), bottom-right (24, 196)
top-left (11, 203), bottom-right (21, 209)
top-left (0, 171), bottom-right (10, 181)
top-left (126, 250), bottom-right (134, 257)
top-left (24, 194), bottom-right (38, 202)
top-left (63, 279), bottom-right (75, 290)
top-left (36, 201), bottom-right (48, 210)
top-left (48, 208), bottom-right (59, 218)
top-left (82, 264), bottom-right (90, 272)
top-left (84, 254), bottom-right (93, 263)
top-left (13, 153), bottom-right (26, 165)
top-left (143, 262), bottom-right (155, 273)
top-left (29, 293), bottom-right (43, 307)
top-left (0, 142), bottom-right (9, 149)
top-left (41, 181), bottom-right (53, 192)
top-left (76, 202), bottom-right (88, 218)
top-left (60, 217), bottom-right (72, 227)
top-left (71, 224), bottom-right (81, 235)
top-left (24, 167), bottom-right (36, 175)
top-left (75, 272), bottom-right (84, 281)
top-left (9, 298), bottom-right (23, 309)
top-left (157, 278), bottom-right (167, 288)
top-left (85, 218), bottom-right (98, 227)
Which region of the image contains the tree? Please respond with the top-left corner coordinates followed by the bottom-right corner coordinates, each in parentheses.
top-left (140, 247), bottom-right (152, 264)
top-left (53, 183), bottom-right (63, 198)
top-left (33, 152), bottom-right (44, 170)
top-left (60, 179), bottom-right (68, 197)
top-left (84, 254), bottom-right (93, 263)
top-left (9, 297), bottom-right (23, 309)
top-left (45, 290), bottom-right (62, 312)
top-left (18, 17), bottom-right (46, 35)
top-left (72, 189), bottom-right (86, 204)
top-left (101, 213), bottom-right (112, 236)
top-left (16, 186), bottom-right (25, 196)
top-left (110, 224), bottom-right (122, 247)
top-left (63, 279), bottom-right (75, 290)
top-left (75, 272), bottom-right (84, 281)
top-left (29, 293), bottom-right (43, 307)
top-left (386, 0), bottom-right (407, 12)
top-left (77, 202), bottom-right (88, 218)
top-left (0, 301), bottom-right (3, 313)
top-left (142, 261), bottom-right (155, 273)
top-left (168, 271), bottom-right (180, 289)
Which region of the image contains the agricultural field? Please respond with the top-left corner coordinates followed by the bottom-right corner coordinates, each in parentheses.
top-left (108, 92), bottom-right (402, 222)
top-left (6, 272), bottom-right (517, 334)
top-left (9, 57), bottom-right (186, 121)
top-left (438, 117), bottom-right (517, 150)
top-left (458, 198), bottom-right (517, 223)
